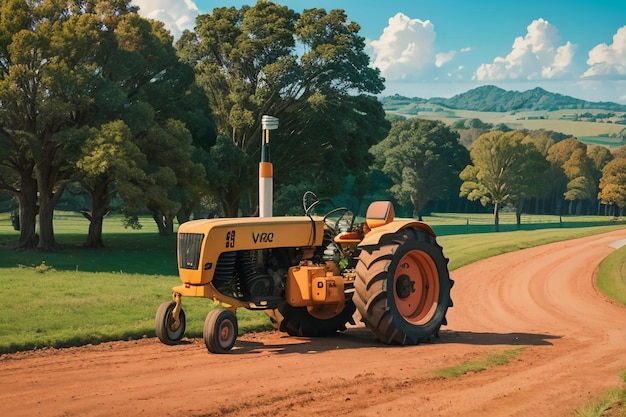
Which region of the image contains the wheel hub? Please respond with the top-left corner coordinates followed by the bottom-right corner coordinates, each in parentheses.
top-left (395, 274), bottom-right (415, 298)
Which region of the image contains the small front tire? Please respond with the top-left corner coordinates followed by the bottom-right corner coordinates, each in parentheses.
top-left (155, 301), bottom-right (186, 345)
top-left (204, 309), bottom-right (238, 353)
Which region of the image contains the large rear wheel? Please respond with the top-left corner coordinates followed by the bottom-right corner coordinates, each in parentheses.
top-left (354, 228), bottom-right (453, 345)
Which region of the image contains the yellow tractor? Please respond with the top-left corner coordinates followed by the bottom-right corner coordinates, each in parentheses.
top-left (155, 116), bottom-right (453, 353)
top-left (155, 194), bottom-right (453, 353)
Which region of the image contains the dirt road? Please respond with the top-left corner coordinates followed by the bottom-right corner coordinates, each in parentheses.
top-left (2, 229), bottom-right (626, 417)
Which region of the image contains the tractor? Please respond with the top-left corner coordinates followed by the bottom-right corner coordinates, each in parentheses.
top-left (155, 116), bottom-right (453, 353)
top-left (155, 193), bottom-right (453, 353)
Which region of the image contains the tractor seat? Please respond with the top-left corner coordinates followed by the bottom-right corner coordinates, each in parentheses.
top-left (365, 201), bottom-right (394, 229)
top-left (333, 201), bottom-right (395, 245)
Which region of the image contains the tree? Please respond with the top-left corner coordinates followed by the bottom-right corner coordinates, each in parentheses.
top-left (0, 0), bottom-right (211, 248)
top-left (136, 119), bottom-right (207, 235)
top-left (598, 157), bottom-right (626, 216)
top-left (588, 145), bottom-right (613, 214)
top-left (178, 2), bottom-right (387, 216)
top-left (547, 138), bottom-right (596, 214)
top-left (370, 118), bottom-right (469, 220)
top-left (0, 0), bottom-right (145, 249)
top-left (0, 130), bottom-right (39, 247)
top-left (460, 130), bottom-right (548, 231)
top-left (521, 130), bottom-right (555, 214)
top-left (77, 121), bottom-right (147, 248)
top-left (512, 139), bottom-right (551, 224)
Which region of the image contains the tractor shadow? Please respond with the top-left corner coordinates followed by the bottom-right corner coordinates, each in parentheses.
top-left (231, 327), bottom-right (561, 355)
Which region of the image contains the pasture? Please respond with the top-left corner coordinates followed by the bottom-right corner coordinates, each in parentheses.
top-left (0, 210), bottom-right (625, 354)
top-left (407, 107), bottom-right (626, 146)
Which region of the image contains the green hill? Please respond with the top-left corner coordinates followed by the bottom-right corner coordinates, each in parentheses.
top-left (380, 86), bottom-right (626, 147)
top-left (381, 85), bottom-right (626, 113)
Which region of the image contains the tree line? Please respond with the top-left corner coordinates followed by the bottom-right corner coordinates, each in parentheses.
top-left (0, 0), bottom-right (387, 250)
top-left (376, 117), bottom-right (626, 231)
top-left (1, 1), bottom-right (625, 251)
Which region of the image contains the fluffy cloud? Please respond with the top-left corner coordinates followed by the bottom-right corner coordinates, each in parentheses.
top-left (474, 18), bottom-right (576, 81)
top-left (583, 25), bottom-right (626, 78)
top-left (435, 51), bottom-right (456, 68)
top-left (132, 0), bottom-right (199, 40)
top-left (370, 13), bottom-right (437, 80)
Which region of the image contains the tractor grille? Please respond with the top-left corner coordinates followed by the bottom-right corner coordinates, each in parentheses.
top-left (179, 233), bottom-right (204, 270)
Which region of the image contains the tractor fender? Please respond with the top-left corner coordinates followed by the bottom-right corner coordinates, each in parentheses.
top-left (358, 219), bottom-right (437, 247)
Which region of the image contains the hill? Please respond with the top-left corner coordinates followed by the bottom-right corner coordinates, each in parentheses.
top-left (381, 85), bottom-right (626, 113)
top-left (380, 85), bottom-right (626, 147)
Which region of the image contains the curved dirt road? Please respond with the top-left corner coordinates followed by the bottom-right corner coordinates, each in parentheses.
top-left (2, 229), bottom-right (626, 417)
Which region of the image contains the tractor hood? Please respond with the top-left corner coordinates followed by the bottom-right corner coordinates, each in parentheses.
top-left (177, 216), bottom-right (325, 285)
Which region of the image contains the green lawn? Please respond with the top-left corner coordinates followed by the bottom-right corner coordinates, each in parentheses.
top-left (0, 211), bottom-right (625, 354)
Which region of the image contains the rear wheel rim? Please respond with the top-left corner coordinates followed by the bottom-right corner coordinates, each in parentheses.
top-left (393, 249), bottom-right (439, 325)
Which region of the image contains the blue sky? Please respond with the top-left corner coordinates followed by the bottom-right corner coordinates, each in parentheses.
top-left (131, 0), bottom-right (626, 104)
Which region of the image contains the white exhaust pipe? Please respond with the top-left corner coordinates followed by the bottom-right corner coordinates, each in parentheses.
top-left (259, 115), bottom-right (279, 217)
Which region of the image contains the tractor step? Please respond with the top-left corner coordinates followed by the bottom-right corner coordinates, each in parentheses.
top-left (246, 296), bottom-right (283, 310)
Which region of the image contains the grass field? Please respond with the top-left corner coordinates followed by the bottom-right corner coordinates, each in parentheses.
top-left (2, 211), bottom-right (625, 415)
top-left (396, 107), bottom-right (626, 144)
top-left (0, 211), bottom-right (625, 355)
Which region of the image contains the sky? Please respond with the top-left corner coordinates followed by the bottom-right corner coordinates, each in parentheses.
top-left (130, 0), bottom-right (626, 104)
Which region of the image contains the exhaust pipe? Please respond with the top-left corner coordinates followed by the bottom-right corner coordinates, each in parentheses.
top-left (259, 115), bottom-right (279, 217)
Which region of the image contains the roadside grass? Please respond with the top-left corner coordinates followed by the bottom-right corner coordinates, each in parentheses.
top-left (597, 246), bottom-right (626, 306)
top-left (575, 370), bottom-right (626, 417)
top-left (434, 347), bottom-right (526, 378)
top-left (0, 211), bottom-right (625, 355)
top-left (438, 224), bottom-right (626, 270)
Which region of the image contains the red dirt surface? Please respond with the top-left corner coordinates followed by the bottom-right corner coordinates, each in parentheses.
top-left (2, 229), bottom-right (626, 417)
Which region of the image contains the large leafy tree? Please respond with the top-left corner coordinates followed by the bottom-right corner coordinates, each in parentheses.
top-left (0, 0), bottom-right (212, 248)
top-left (77, 121), bottom-right (147, 248)
top-left (547, 137), bottom-right (596, 215)
top-left (520, 130), bottom-right (555, 215)
top-left (460, 130), bottom-right (548, 231)
top-left (0, 0), bottom-right (113, 249)
top-left (178, 2), bottom-right (387, 216)
top-left (135, 119), bottom-right (207, 235)
top-left (370, 118), bottom-right (469, 220)
top-left (598, 157), bottom-right (626, 216)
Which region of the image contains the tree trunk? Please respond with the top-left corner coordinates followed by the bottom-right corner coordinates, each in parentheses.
top-left (222, 195), bottom-right (241, 218)
top-left (151, 210), bottom-right (175, 236)
top-left (165, 214), bottom-right (174, 235)
top-left (17, 173), bottom-right (39, 249)
top-left (85, 214), bottom-right (105, 248)
top-left (83, 179), bottom-right (111, 248)
top-left (37, 192), bottom-right (58, 250)
top-left (176, 206), bottom-right (192, 225)
top-left (493, 201), bottom-right (500, 232)
top-left (515, 198), bottom-right (524, 227)
top-left (35, 138), bottom-right (67, 251)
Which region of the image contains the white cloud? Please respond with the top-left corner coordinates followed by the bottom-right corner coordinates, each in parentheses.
top-left (474, 18), bottom-right (576, 81)
top-left (132, 0), bottom-right (199, 40)
top-left (370, 13), bottom-right (437, 80)
top-left (435, 51), bottom-right (455, 68)
top-left (583, 25), bottom-right (626, 78)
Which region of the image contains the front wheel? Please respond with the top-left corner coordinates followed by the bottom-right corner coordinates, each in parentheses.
top-left (354, 228), bottom-right (453, 345)
top-left (155, 301), bottom-right (186, 345)
top-left (204, 309), bottom-right (238, 353)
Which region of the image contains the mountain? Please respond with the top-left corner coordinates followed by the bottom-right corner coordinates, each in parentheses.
top-left (381, 85), bottom-right (626, 113)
